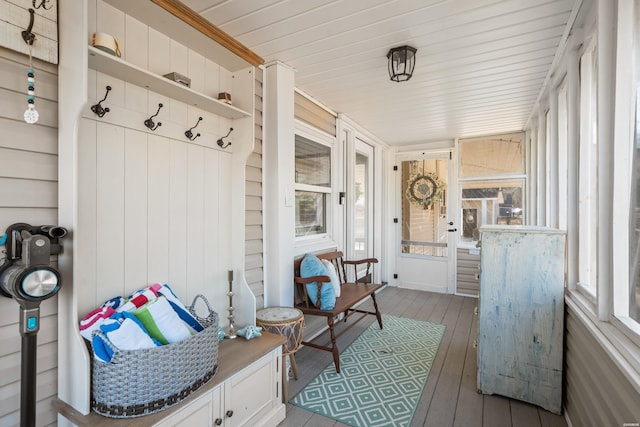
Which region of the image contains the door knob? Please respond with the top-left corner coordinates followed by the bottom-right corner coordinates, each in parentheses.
top-left (447, 228), bottom-right (457, 232)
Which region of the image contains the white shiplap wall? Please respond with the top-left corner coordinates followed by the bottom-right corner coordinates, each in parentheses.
top-left (74, 0), bottom-right (248, 322)
top-left (76, 85), bottom-right (235, 324)
top-left (0, 47), bottom-right (59, 427)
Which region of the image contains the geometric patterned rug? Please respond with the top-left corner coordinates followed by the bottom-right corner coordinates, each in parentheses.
top-left (290, 315), bottom-right (445, 427)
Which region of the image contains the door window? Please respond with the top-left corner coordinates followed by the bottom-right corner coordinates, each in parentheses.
top-left (401, 158), bottom-right (448, 257)
top-left (353, 151), bottom-right (368, 260)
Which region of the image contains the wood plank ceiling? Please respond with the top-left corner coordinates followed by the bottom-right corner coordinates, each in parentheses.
top-left (182, 0), bottom-right (579, 146)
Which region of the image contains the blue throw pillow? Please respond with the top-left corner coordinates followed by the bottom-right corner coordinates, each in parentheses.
top-left (300, 254), bottom-right (336, 310)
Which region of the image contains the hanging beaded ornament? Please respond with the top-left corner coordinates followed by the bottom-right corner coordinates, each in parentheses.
top-left (24, 44), bottom-right (39, 124)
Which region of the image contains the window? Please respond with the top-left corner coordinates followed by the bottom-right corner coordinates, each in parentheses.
top-left (558, 81), bottom-right (568, 231)
top-left (295, 134), bottom-right (332, 238)
top-left (624, 0), bottom-right (640, 329)
top-left (544, 109), bottom-right (552, 225)
top-left (630, 88), bottom-right (640, 323)
top-left (577, 38), bottom-right (598, 298)
top-left (401, 157), bottom-right (448, 257)
top-left (458, 133), bottom-right (525, 243)
top-left (460, 133), bottom-right (524, 176)
top-left (460, 180), bottom-right (525, 239)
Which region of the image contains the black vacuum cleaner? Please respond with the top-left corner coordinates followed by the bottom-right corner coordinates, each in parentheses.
top-left (0, 223), bottom-right (68, 427)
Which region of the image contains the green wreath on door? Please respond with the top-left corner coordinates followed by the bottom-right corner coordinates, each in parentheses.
top-left (406, 173), bottom-right (444, 210)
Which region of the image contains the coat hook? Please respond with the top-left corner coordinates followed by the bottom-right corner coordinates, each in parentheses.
top-left (90, 85), bottom-right (111, 118)
top-left (217, 127), bottom-right (233, 149)
top-left (144, 103), bottom-right (163, 131)
top-left (22, 8), bottom-right (36, 46)
top-left (32, 0), bottom-right (52, 10)
top-left (185, 116), bottom-right (202, 141)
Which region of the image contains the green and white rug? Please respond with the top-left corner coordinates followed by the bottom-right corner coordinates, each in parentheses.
top-left (290, 315), bottom-right (445, 427)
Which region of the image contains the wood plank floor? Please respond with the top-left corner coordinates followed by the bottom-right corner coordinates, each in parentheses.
top-left (278, 286), bottom-right (568, 427)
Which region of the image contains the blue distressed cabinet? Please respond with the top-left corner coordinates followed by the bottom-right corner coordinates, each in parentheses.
top-left (477, 225), bottom-right (565, 414)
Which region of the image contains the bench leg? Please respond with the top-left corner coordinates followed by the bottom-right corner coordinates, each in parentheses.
top-left (371, 293), bottom-right (383, 329)
top-left (327, 316), bottom-right (341, 373)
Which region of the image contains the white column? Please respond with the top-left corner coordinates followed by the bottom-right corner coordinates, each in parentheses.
top-left (263, 61), bottom-right (296, 307)
top-left (57, 0), bottom-right (91, 417)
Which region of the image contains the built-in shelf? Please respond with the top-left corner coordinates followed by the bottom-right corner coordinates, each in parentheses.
top-left (103, 0), bottom-right (262, 71)
top-left (88, 46), bottom-right (251, 120)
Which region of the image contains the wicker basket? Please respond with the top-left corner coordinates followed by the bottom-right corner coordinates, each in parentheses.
top-left (91, 294), bottom-right (219, 418)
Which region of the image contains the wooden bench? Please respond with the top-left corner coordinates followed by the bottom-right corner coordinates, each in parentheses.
top-left (293, 251), bottom-right (383, 373)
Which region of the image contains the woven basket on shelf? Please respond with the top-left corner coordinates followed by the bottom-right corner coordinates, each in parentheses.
top-left (91, 294), bottom-right (219, 418)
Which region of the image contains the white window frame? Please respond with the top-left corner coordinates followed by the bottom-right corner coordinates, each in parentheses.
top-left (457, 133), bottom-right (527, 236)
top-left (544, 108), bottom-right (552, 226)
top-left (576, 36), bottom-right (598, 300)
top-left (556, 0), bottom-right (640, 386)
top-left (557, 79), bottom-right (569, 231)
top-left (293, 121), bottom-right (337, 252)
top-left (613, 0), bottom-right (640, 346)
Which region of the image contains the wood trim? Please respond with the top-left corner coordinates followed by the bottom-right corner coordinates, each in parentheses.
top-left (151, 0), bottom-right (264, 67)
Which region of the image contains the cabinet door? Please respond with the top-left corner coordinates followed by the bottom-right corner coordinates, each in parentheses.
top-left (154, 390), bottom-right (216, 427)
top-left (224, 352), bottom-right (277, 427)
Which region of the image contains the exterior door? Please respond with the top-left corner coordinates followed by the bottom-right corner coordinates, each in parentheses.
top-left (346, 138), bottom-right (374, 280)
top-left (396, 153), bottom-right (455, 293)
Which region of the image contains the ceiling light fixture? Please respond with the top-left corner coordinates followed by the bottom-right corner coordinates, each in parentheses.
top-left (387, 45), bottom-right (417, 82)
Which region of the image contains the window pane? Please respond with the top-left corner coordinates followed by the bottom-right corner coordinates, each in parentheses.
top-left (630, 88), bottom-right (640, 321)
top-left (460, 180), bottom-right (524, 243)
top-left (630, 1), bottom-right (640, 323)
top-left (295, 191), bottom-right (326, 237)
top-left (460, 133), bottom-right (524, 176)
top-left (295, 135), bottom-right (331, 187)
top-left (578, 43), bottom-right (598, 296)
top-left (354, 152), bottom-right (367, 260)
top-left (401, 159), bottom-right (448, 257)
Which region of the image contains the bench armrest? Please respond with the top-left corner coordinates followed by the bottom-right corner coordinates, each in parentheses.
top-left (342, 258), bottom-right (378, 284)
top-left (343, 258), bottom-right (378, 266)
top-left (294, 275), bottom-right (331, 285)
top-left (294, 275), bottom-right (331, 309)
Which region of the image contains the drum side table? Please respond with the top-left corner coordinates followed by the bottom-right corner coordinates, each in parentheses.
top-left (256, 307), bottom-right (305, 401)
